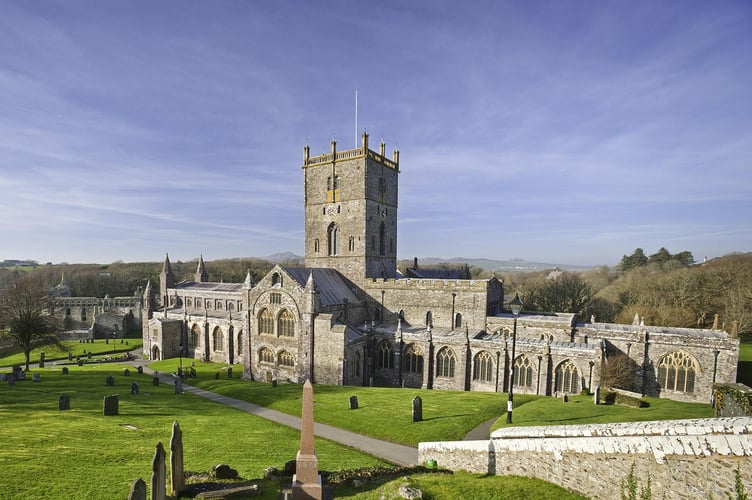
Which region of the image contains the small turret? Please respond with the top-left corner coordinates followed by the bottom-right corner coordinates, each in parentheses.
top-left (195, 255), bottom-right (209, 283)
top-left (159, 253), bottom-right (175, 307)
top-left (243, 270), bottom-right (253, 289)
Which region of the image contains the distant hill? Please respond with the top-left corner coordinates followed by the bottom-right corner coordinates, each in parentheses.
top-left (408, 257), bottom-right (593, 273)
top-left (261, 252), bottom-right (304, 264)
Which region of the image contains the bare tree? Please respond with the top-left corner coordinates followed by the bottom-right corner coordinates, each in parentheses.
top-left (0, 277), bottom-right (60, 370)
top-left (599, 353), bottom-right (639, 392)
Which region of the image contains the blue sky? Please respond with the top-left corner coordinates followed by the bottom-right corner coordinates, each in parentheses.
top-left (1, 1), bottom-right (750, 267)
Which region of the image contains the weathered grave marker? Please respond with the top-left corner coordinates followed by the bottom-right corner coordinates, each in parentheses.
top-left (412, 396), bottom-right (423, 422)
top-left (59, 393), bottom-right (70, 410)
top-left (131, 382), bottom-right (139, 395)
top-left (151, 442), bottom-right (166, 500)
top-left (103, 395), bottom-right (119, 416)
top-left (292, 379), bottom-right (322, 500)
top-left (349, 395), bottom-right (358, 410)
top-left (127, 478), bottom-right (146, 500)
top-left (170, 421), bottom-right (184, 497)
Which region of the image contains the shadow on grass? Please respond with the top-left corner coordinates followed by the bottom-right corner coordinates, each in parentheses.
top-left (421, 413), bottom-right (471, 421)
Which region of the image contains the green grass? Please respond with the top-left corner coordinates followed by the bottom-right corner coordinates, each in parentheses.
top-left (149, 359), bottom-right (504, 447)
top-left (0, 338), bottom-right (143, 367)
top-left (0, 363), bottom-right (386, 499)
top-left (332, 471), bottom-right (587, 499)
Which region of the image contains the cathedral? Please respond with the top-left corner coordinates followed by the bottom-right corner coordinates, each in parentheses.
top-left (142, 133), bottom-right (739, 403)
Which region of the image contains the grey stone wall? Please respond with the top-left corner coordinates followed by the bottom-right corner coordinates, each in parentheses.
top-left (418, 417), bottom-right (752, 499)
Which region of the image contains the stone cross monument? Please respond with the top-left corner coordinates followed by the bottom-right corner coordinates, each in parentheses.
top-left (292, 379), bottom-right (322, 499)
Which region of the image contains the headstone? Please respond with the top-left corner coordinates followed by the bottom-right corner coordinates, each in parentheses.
top-left (0, 374), bottom-right (5, 382)
top-left (174, 380), bottom-right (183, 394)
top-left (137, 366), bottom-right (144, 375)
top-left (292, 380), bottom-right (322, 499)
top-left (103, 395), bottom-right (119, 416)
top-left (8, 375), bottom-right (15, 386)
top-left (59, 393), bottom-right (70, 410)
top-left (87, 352), bottom-right (92, 359)
top-left (127, 478), bottom-right (147, 500)
top-left (562, 394), bottom-right (569, 403)
top-left (212, 464), bottom-right (238, 480)
top-left (594, 385), bottom-right (600, 405)
top-left (124, 369), bottom-right (131, 376)
top-left (170, 421), bottom-right (184, 496)
top-left (32, 373), bottom-right (41, 382)
top-left (62, 367), bottom-right (69, 375)
top-left (151, 442), bottom-right (166, 500)
top-left (152, 376), bottom-right (160, 387)
top-left (68, 353), bottom-right (73, 361)
top-left (412, 396), bottom-right (423, 422)
top-left (39, 352), bottom-right (45, 368)
top-left (131, 382), bottom-right (139, 395)
top-left (18, 370), bottom-right (26, 380)
top-left (105, 338), bottom-right (109, 344)
top-left (227, 367), bottom-right (232, 379)
top-left (78, 359), bottom-right (84, 367)
top-left (106, 376), bottom-right (115, 386)
top-left (349, 395), bottom-right (358, 410)
top-left (272, 379), bottom-right (277, 387)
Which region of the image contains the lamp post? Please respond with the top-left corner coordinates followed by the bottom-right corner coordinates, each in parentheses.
top-left (178, 344), bottom-right (184, 379)
top-left (112, 332), bottom-right (117, 353)
top-left (506, 293), bottom-right (523, 424)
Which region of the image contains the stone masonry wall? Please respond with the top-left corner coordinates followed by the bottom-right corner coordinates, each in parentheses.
top-left (418, 417), bottom-right (752, 499)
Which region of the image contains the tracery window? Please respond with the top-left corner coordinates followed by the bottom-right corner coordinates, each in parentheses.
top-left (191, 324), bottom-right (201, 348)
top-left (403, 344), bottom-right (423, 374)
top-left (436, 347), bottom-right (456, 378)
top-left (278, 350), bottom-right (295, 367)
top-left (555, 360), bottom-right (580, 394)
top-left (259, 347), bottom-right (274, 364)
top-left (657, 351), bottom-right (698, 393)
top-left (514, 356), bottom-right (534, 388)
top-left (377, 340), bottom-right (393, 369)
top-left (258, 308), bottom-right (274, 335)
top-left (473, 351), bottom-right (494, 382)
top-left (212, 327), bottom-right (224, 352)
top-left (277, 309), bottom-right (295, 337)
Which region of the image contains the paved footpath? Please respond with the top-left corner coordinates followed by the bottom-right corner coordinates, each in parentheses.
top-left (142, 365), bottom-right (419, 466)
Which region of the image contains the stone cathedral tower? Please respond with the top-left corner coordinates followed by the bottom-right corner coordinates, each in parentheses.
top-left (303, 132), bottom-right (399, 282)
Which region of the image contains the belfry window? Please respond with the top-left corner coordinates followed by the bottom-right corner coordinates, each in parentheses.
top-left (379, 222), bottom-right (385, 256)
top-left (328, 223), bottom-right (339, 256)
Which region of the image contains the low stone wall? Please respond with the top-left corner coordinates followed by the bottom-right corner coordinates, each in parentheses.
top-left (418, 417), bottom-right (752, 499)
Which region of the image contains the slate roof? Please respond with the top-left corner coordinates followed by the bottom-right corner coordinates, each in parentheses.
top-left (283, 267), bottom-right (360, 307)
top-left (175, 281), bottom-right (243, 293)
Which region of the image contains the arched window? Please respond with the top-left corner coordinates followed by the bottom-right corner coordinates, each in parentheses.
top-left (436, 347), bottom-right (456, 378)
top-left (271, 272), bottom-right (281, 286)
top-left (555, 360), bottom-right (580, 394)
top-left (514, 356), bottom-right (534, 388)
top-left (425, 311), bottom-right (432, 328)
top-left (314, 238), bottom-right (320, 253)
top-left (81, 307), bottom-right (87, 322)
top-left (403, 344), bottom-right (424, 374)
top-left (379, 222), bottom-right (385, 256)
top-left (186, 298), bottom-right (193, 308)
top-left (473, 351), bottom-right (494, 382)
top-left (278, 350), bottom-right (295, 367)
top-left (195, 299), bottom-right (202, 309)
top-left (191, 324), bottom-right (201, 348)
top-left (278, 309), bottom-right (295, 337)
top-left (65, 307), bottom-right (71, 316)
top-left (657, 351), bottom-right (698, 393)
top-left (259, 347), bottom-right (274, 364)
top-left (258, 309), bottom-right (274, 335)
top-left (328, 223), bottom-right (339, 256)
top-left (212, 327), bottom-right (224, 352)
top-left (236, 331), bottom-right (242, 356)
top-left (377, 340), bottom-right (393, 369)
top-left (354, 351), bottom-right (361, 377)
top-left (454, 313), bottom-right (462, 329)
top-left (348, 236), bottom-right (355, 252)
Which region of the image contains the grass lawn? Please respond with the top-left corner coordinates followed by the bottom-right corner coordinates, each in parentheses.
top-left (149, 359), bottom-right (504, 447)
top-left (0, 338), bottom-right (143, 367)
top-left (331, 471), bottom-right (587, 499)
top-left (0, 363), bottom-right (386, 499)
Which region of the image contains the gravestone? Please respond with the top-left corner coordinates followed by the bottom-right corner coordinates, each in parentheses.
top-left (8, 375), bottom-right (15, 386)
top-left (127, 478), bottom-right (146, 500)
top-left (227, 367), bottom-right (232, 379)
top-left (137, 366), bottom-right (144, 375)
top-left (594, 385), bottom-right (600, 405)
top-left (105, 338), bottom-right (109, 344)
top-left (103, 395), bottom-right (119, 416)
top-left (272, 379), bottom-right (277, 387)
top-left (62, 367), bottom-right (69, 375)
top-left (0, 374), bottom-right (5, 382)
top-left (174, 380), bottom-right (183, 394)
top-left (59, 393), bottom-right (70, 410)
top-left (349, 395), bottom-right (358, 410)
top-left (87, 352), bottom-right (92, 359)
top-left (131, 382), bottom-right (139, 395)
top-left (170, 421), bottom-right (184, 497)
top-left (152, 376), bottom-right (160, 387)
top-left (412, 396), bottom-right (423, 422)
top-left (32, 373), bottom-right (41, 382)
top-left (39, 352), bottom-right (45, 368)
top-left (562, 394), bottom-right (569, 403)
top-left (151, 442), bottom-right (166, 500)
top-left (292, 379), bottom-right (322, 499)
top-left (106, 376), bottom-right (115, 386)
top-left (124, 368), bottom-right (131, 376)
top-left (78, 359), bottom-right (84, 366)
top-left (68, 353), bottom-right (73, 361)
top-left (190, 367), bottom-right (196, 378)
